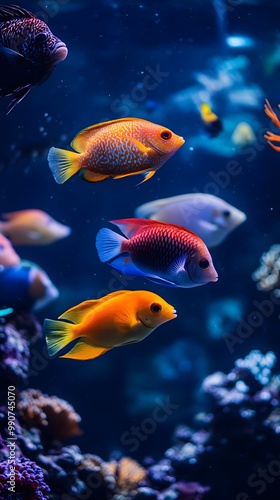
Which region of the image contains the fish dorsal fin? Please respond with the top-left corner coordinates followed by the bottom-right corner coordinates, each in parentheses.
top-left (58, 291), bottom-right (129, 323)
top-left (60, 339), bottom-right (110, 360)
top-left (58, 300), bottom-right (101, 323)
top-left (109, 218), bottom-right (163, 238)
top-left (0, 6), bottom-right (35, 21)
top-left (70, 117), bottom-right (145, 152)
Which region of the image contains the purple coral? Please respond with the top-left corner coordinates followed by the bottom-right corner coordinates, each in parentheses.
top-left (0, 313), bottom-right (42, 387)
top-left (0, 456), bottom-right (50, 499)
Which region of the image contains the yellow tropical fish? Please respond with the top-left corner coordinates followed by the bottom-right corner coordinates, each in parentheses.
top-left (0, 209), bottom-right (71, 245)
top-left (47, 117), bottom-right (185, 185)
top-left (43, 290), bottom-right (177, 361)
top-left (200, 103), bottom-right (223, 138)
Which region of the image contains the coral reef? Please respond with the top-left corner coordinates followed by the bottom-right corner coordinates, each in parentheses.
top-left (252, 244), bottom-right (280, 296)
top-left (0, 313), bottom-right (42, 389)
top-left (1, 313), bottom-right (280, 499)
top-left (18, 389), bottom-right (83, 440)
top-left (0, 456), bottom-right (50, 499)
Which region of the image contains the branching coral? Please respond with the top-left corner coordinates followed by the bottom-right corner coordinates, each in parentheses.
top-left (17, 389), bottom-right (83, 440)
top-left (252, 244), bottom-right (280, 295)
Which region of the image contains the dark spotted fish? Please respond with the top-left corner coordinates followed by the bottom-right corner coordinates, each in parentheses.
top-left (96, 218), bottom-right (218, 288)
top-left (0, 4), bottom-right (68, 113)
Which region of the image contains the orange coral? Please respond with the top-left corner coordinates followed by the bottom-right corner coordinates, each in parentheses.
top-left (18, 388), bottom-right (83, 439)
top-left (107, 456), bottom-right (146, 492)
top-left (264, 99), bottom-right (280, 151)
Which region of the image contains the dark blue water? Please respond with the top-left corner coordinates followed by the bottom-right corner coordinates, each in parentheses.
top-left (1, 0), bottom-right (280, 469)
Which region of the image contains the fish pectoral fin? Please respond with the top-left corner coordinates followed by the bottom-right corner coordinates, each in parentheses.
top-left (136, 170), bottom-right (156, 185)
top-left (60, 339), bottom-right (110, 360)
top-left (27, 230), bottom-right (42, 240)
top-left (0, 46), bottom-right (25, 63)
top-left (147, 276), bottom-right (178, 287)
top-left (168, 254), bottom-right (187, 275)
top-left (7, 87), bottom-right (32, 114)
top-left (79, 170), bottom-right (109, 182)
top-left (198, 220), bottom-right (218, 232)
top-left (130, 138), bottom-right (152, 155)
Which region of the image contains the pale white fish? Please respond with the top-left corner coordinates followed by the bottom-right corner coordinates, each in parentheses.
top-left (135, 193), bottom-right (246, 248)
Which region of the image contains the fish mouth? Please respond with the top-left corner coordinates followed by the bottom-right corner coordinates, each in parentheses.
top-left (171, 309), bottom-right (177, 318)
top-left (53, 42), bottom-right (68, 62)
top-left (186, 267), bottom-right (218, 285)
top-left (178, 136), bottom-right (185, 146)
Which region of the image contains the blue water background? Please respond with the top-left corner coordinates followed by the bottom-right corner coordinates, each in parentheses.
top-left (1, 0), bottom-right (280, 462)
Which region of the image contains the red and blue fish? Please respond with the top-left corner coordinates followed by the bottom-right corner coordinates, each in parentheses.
top-left (96, 218), bottom-right (218, 288)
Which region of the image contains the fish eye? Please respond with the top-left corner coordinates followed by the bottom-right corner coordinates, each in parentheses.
top-left (150, 302), bottom-right (162, 313)
top-left (161, 130), bottom-right (172, 140)
top-left (35, 33), bottom-right (47, 44)
top-left (223, 210), bottom-right (231, 218)
top-left (199, 258), bottom-right (210, 269)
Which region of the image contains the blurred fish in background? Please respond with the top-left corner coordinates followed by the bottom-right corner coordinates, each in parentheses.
top-left (0, 233), bottom-right (20, 267)
top-left (0, 259), bottom-right (59, 311)
top-left (0, 5), bottom-right (68, 113)
top-left (135, 193), bottom-right (246, 248)
top-left (0, 209), bottom-right (71, 245)
top-left (200, 103), bottom-right (223, 138)
top-left (231, 121), bottom-right (256, 147)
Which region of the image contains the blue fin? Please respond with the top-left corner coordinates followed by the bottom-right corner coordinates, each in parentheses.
top-left (108, 254), bottom-right (146, 276)
top-left (96, 228), bottom-right (125, 262)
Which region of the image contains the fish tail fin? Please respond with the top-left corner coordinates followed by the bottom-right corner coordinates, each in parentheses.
top-left (95, 228), bottom-right (125, 262)
top-left (43, 318), bottom-right (75, 356)
top-left (47, 147), bottom-right (81, 184)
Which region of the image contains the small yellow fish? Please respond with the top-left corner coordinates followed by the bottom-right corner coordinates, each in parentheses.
top-left (47, 117), bottom-right (185, 185)
top-left (0, 209), bottom-right (71, 245)
top-left (200, 103), bottom-right (223, 138)
top-left (43, 290), bottom-right (177, 361)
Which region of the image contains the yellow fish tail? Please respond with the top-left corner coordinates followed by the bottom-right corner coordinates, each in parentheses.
top-left (47, 147), bottom-right (81, 184)
top-left (43, 318), bottom-right (75, 356)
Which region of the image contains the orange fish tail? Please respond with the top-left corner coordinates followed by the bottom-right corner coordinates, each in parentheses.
top-left (47, 147), bottom-right (81, 184)
top-left (43, 318), bottom-right (76, 356)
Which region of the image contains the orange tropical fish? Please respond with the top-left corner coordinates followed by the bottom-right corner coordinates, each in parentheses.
top-left (47, 117), bottom-right (185, 185)
top-left (264, 99), bottom-right (280, 151)
top-left (43, 290), bottom-right (177, 360)
top-left (0, 209), bottom-right (71, 245)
